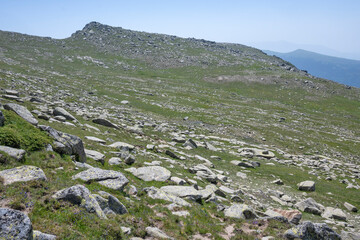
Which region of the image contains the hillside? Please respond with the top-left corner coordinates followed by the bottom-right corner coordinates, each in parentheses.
top-left (0, 22), bottom-right (359, 239)
top-left (264, 49), bottom-right (360, 87)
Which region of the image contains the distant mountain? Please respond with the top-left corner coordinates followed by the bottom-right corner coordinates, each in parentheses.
top-left (264, 49), bottom-right (360, 87)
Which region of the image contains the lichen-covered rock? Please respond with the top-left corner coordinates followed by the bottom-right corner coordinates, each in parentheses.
top-left (160, 186), bottom-right (202, 201)
top-left (284, 221), bottom-right (341, 240)
top-left (144, 186), bottom-right (191, 206)
top-left (224, 204), bottom-right (258, 219)
top-left (0, 208), bottom-right (33, 240)
top-left (39, 125), bottom-right (86, 162)
top-left (72, 167), bottom-right (129, 191)
top-left (126, 166), bottom-right (171, 182)
top-left (84, 149), bottom-right (105, 164)
top-left (0, 165), bottom-right (47, 185)
top-left (4, 103), bottom-right (38, 126)
top-left (0, 145), bottom-right (26, 161)
top-left (52, 184), bottom-right (107, 219)
top-left (33, 230), bottom-right (56, 240)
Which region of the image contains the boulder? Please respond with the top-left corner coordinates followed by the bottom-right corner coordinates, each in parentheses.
top-left (85, 149), bottom-right (105, 164)
top-left (183, 139), bottom-right (197, 149)
top-left (4, 89), bottom-right (20, 96)
top-left (145, 227), bottom-right (173, 239)
top-left (298, 181), bottom-right (315, 191)
top-left (96, 191), bottom-right (128, 215)
top-left (195, 155), bottom-right (214, 168)
top-left (344, 202), bottom-right (357, 212)
top-left (144, 186), bottom-right (191, 207)
top-left (108, 141), bottom-right (135, 150)
top-left (165, 150), bottom-right (180, 159)
top-left (0, 165), bottom-right (47, 185)
top-left (33, 230), bottom-right (56, 240)
top-left (39, 125), bottom-right (86, 162)
top-left (273, 209), bottom-right (302, 225)
top-left (230, 160), bottom-right (254, 168)
top-left (53, 107), bottom-right (76, 121)
top-left (322, 207), bottom-right (347, 221)
top-left (85, 136), bottom-right (106, 144)
top-left (4, 103), bottom-right (38, 125)
top-left (284, 221), bottom-right (341, 240)
top-left (0, 208), bottom-right (33, 240)
top-left (224, 204), bottom-right (258, 219)
top-left (108, 157), bottom-right (122, 165)
top-left (160, 186), bottom-right (202, 201)
top-left (52, 185), bottom-right (107, 219)
top-left (238, 148), bottom-right (275, 159)
top-left (92, 118), bottom-right (119, 129)
top-left (341, 231), bottom-right (360, 240)
top-left (189, 164), bottom-right (218, 183)
top-left (126, 166), bottom-right (171, 182)
top-left (0, 146), bottom-right (26, 161)
top-left (72, 168), bottom-right (129, 191)
top-left (295, 198), bottom-right (324, 215)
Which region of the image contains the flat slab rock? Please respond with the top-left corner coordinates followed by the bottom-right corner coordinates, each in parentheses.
top-left (0, 165), bottom-right (47, 185)
top-left (4, 103), bottom-right (38, 126)
top-left (72, 167), bottom-right (129, 191)
top-left (0, 208), bottom-right (33, 240)
top-left (126, 166), bottom-right (171, 182)
top-left (85, 136), bottom-right (106, 144)
top-left (160, 185), bottom-right (202, 201)
top-left (0, 145), bottom-right (26, 161)
top-left (298, 180), bottom-right (316, 191)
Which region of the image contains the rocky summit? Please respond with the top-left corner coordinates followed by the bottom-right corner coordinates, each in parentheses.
top-left (0, 22), bottom-right (359, 239)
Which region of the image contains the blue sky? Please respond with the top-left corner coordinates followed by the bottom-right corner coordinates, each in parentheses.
top-left (1, 0), bottom-right (360, 59)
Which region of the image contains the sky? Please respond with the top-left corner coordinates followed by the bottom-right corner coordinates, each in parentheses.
top-left (1, 0), bottom-right (360, 59)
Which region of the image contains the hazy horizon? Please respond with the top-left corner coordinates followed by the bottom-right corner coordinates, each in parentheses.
top-left (1, 0), bottom-right (359, 60)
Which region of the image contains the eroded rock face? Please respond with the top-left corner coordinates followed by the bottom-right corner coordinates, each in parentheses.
top-left (0, 165), bottom-right (47, 185)
top-left (4, 103), bottom-right (38, 126)
top-left (284, 221), bottom-right (341, 240)
top-left (0, 208), bottom-right (33, 240)
top-left (39, 125), bottom-right (86, 162)
top-left (224, 204), bottom-right (258, 220)
top-left (126, 166), bottom-right (171, 182)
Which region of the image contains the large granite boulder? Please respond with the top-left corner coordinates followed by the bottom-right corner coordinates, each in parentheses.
top-left (0, 208), bottom-right (33, 240)
top-left (4, 103), bottom-right (38, 126)
top-left (39, 125), bottom-right (86, 162)
top-left (0, 165), bottom-right (47, 185)
top-left (52, 184), bottom-right (107, 219)
top-left (0, 146), bottom-right (26, 161)
top-left (126, 166), bottom-right (171, 182)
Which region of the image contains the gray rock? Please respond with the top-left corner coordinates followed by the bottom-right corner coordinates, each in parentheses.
top-left (0, 146), bottom-right (26, 161)
top-left (5, 89), bottom-right (20, 96)
top-left (224, 204), bottom-right (258, 219)
top-left (272, 179), bottom-right (284, 185)
top-left (195, 155), bottom-right (214, 168)
top-left (53, 107), bottom-right (76, 121)
top-left (33, 230), bottom-right (56, 240)
top-left (295, 198), bottom-right (324, 215)
top-left (231, 160), bottom-right (254, 168)
top-left (189, 164), bottom-right (218, 183)
top-left (165, 150), bottom-right (180, 159)
top-left (85, 136), bottom-right (106, 144)
top-left (120, 226), bottom-right (131, 235)
top-left (85, 149), bottom-right (105, 164)
top-left (97, 191), bottom-right (128, 215)
top-left (0, 208), bottom-right (33, 240)
top-left (170, 176), bottom-right (186, 185)
top-left (144, 186), bottom-right (191, 207)
top-left (72, 168), bottom-right (129, 191)
top-left (344, 202), bottom-right (358, 212)
top-left (322, 207), bottom-right (347, 221)
top-left (54, 116), bottom-right (66, 122)
top-left (92, 118), bottom-right (119, 129)
top-left (4, 103), bottom-right (38, 125)
top-left (108, 141), bottom-right (135, 150)
top-left (52, 184), bottom-right (107, 219)
top-left (145, 227), bottom-right (173, 239)
top-left (126, 166), bottom-right (171, 182)
top-left (284, 221), bottom-right (341, 240)
top-left (204, 142), bottom-right (217, 151)
top-left (298, 181), bottom-right (315, 191)
top-left (238, 148), bottom-right (275, 159)
top-left (0, 110), bottom-right (4, 126)
top-left (183, 139), bottom-right (197, 149)
top-left (172, 136), bottom-right (186, 143)
top-left (160, 185), bottom-right (202, 201)
top-left (108, 157), bottom-right (122, 165)
top-left (0, 165), bottom-right (47, 185)
top-left (341, 231), bottom-right (360, 240)
top-left (39, 125), bottom-right (86, 162)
